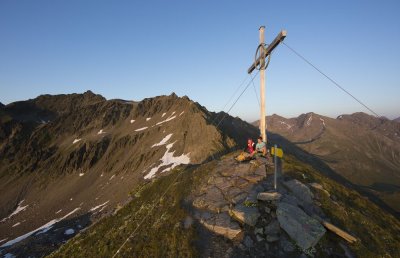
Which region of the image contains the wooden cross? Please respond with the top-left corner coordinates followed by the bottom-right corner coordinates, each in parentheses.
top-left (248, 26), bottom-right (287, 143)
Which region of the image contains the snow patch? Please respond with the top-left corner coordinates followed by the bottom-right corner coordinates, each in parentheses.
top-left (0, 238), bottom-right (7, 244)
top-left (12, 222), bottom-right (20, 227)
top-left (179, 111), bottom-right (185, 116)
top-left (4, 253), bottom-right (15, 258)
top-left (90, 201), bottom-right (109, 212)
top-left (1, 208), bottom-right (80, 248)
top-left (64, 228), bottom-right (75, 235)
top-left (135, 127), bottom-right (148, 132)
top-left (97, 129), bottom-right (106, 135)
top-left (144, 141), bottom-right (190, 179)
top-left (109, 175), bottom-right (115, 180)
top-left (79, 173), bottom-right (84, 177)
top-left (130, 119), bottom-right (135, 124)
top-left (171, 111), bottom-right (176, 115)
top-left (1, 200), bottom-right (28, 222)
top-left (320, 118), bottom-right (326, 127)
top-left (306, 114), bottom-right (313, 126)
top-left (152, 134), bottom-right (173, 148)
top-left (146, 117), bottom-right (151, 121)
top-left (156, 115), bottom-right (176, 126)
top-left (55, 209), bottom-right (62, 214)
top-left (161, 113), bottom-right (166, 117)
top-left (279, 121), bottom-right (292, 130)
top-left (72, 138), bottom-right (81, 144)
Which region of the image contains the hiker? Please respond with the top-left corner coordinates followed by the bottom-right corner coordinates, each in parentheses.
top-left (246, 138), bottom-right (255, 155)
top-left (254, 136), bottom-right (267, 157)
top-left (235, 138), bottom-right (255, 162)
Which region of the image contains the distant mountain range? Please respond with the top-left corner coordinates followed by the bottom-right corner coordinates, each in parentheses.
top-left (394, 117), bottom-right (400, 122)
top-left (254, 112), bottom-right (400, 215)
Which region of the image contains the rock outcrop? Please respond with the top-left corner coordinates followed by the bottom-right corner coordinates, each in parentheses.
top-left (192, 156), bottom-right (266, 239)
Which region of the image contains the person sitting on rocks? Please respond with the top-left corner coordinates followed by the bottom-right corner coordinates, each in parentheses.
top-left (254, 136), bottom-right (267, 157)
top-left (236, 138), bottom-right (256, 162)
top-left (246, 138), bottom-right (255, 155)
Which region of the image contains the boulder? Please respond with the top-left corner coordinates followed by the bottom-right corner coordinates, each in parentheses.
top-left (244, 236), bottom-right (254, 248)
top-left (254, 227), bottom-right (263, 235)
top-left (280, 194), bottom-right (299, 206)
top-left (280, 235), bottom-right (295, 253)
top-left (277, 202), bottom-right (326, 250)
top-left (266, 234), bottom-right (279, 242)
top-left (201, 212), bottom-right (242, 240)
top-left (265, 219), bottom-right (280, 235)
top-left (230, 204), bottom-right (260, 227)
top-left (257, 191), bottom-right (282, 201)
top-left (283, 179), bottom-right (314, 205)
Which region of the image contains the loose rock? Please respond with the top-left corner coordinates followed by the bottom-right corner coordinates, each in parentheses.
top-left (201, 212), bottom-right (242, 240)
top-left (266, 234), bottom-right (280, 242)
top-left (257, 191), bottom-right (282, 201)
top-left (230, 204), bottom-right (260, 227)
top-left (276, 202), bottom-right (326, 250)
top-left (283, 179), bottom-right (314, 205)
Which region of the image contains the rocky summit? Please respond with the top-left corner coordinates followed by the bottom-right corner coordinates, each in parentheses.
top-left (0, 92), bottom-right (400, 257)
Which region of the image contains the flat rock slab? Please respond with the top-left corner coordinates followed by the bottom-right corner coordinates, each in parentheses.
top-left (283, 179), bottom-right (314, 205)
top-left (201, 212), bottom-right (242, 240)
top-left (277, 202), bottom-right (326, 250)
top-left (257, 191), bottom-right (282, 201)
top-left (230, 204), bottom-right (260, 227)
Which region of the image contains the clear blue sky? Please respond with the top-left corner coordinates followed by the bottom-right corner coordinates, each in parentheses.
top-left (1, 0), bottom-right (399, 121)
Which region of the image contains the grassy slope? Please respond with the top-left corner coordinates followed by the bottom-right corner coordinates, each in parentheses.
top-left (48, 162), bottom-right (216, 258)
top-left (283, 154), bottom-right (400, 258)
top-left (49, 153), bottom-right (400, 258)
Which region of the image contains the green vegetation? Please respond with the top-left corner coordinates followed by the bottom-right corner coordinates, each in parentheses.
top-left (48, 162), bottom-right (216, 258)
top-left (283, 154), bottom-right (400, 258)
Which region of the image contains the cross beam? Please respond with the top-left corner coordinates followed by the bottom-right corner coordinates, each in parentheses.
top-left (247, 27), bottom-right (286, 143)
top-left (248, 30), bottom-right (287, 74)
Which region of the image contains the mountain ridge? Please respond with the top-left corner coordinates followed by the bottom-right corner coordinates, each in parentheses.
top-left (254, 112), bottom-right (400, 216)
top-left (0, 91), bottom-right (258, 255)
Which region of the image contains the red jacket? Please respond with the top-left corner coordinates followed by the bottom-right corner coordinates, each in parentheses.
top-left (247, 141), bottom-right (255, 154)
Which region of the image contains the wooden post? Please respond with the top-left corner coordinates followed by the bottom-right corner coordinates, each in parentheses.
top-left (274, 144), bottom-right (277, 190)
top-left (259, 26), bottom-right (266, 142)
top-left (248, 28), bottom-right (286, 142)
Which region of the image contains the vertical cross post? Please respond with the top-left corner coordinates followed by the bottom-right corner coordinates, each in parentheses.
top-left (259, 26), bottom-right (267, 143)
top-left (247, 27), bottom-right (287, 144)
top-left (274, 144), bottom-right (278, 190)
